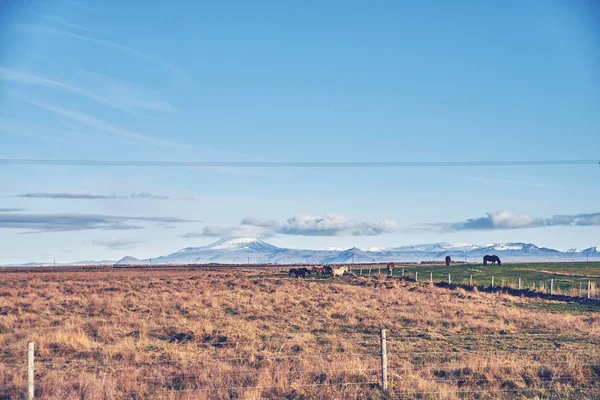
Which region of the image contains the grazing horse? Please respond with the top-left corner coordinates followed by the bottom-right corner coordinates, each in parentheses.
top-left (312, 266), bottom-right (326, 277)
top-left (297, 267), bottom-right (311, 277)
top-left (387, 262), bottom-right (395, 275)
top-left (332, 266), bottom-right (348, 277)
top-left (483, 255), bottom-right (501, 266)
top-left (289, 267), bottom-right (311, 278)
top-left (445, 256), bottom-right (451, 266)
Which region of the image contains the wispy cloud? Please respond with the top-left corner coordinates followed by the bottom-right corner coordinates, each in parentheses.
top-left (76, 69), bottom-right (176, 112)
top-left (90, 238), bottom-right (143, 250)
top-left (12, 94), bottom-right (186, 149)
top-left (183, 226), bottom-right (241, 238)
top-left (0, 210), bottom-right (192, 233)
top-left (0, 68), bottom-right (175, 115)
top-left (18, 192), bottom-right (172, 200)
top-left (18, 24), bottom-right (183, 78)
top-left (185, 214), bottom-right (400, 239)
top-left (240, 217), bottom-right (280, 229)
top-left (417, 210), bottom-right (600, 232)
top-left (40, 15), bottom-right (82, 30)
top-left (0, 208), bottom-right (23, 212)
top-left (278, 215), bottom-right (400, 236)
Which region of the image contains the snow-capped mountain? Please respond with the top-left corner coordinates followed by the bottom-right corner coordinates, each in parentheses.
top-left (582, 247), bottom-right (600, 255)
top-left (109, 237), bottom-right (600, 266)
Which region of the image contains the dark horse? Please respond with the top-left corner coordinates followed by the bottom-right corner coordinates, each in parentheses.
top-left (387, 262), bottom-right (395, 275)
top-left (289, 267), bottom-right (311, 278)
top-left (445, 256), bottom-right (451, 266)
top-left (483, 255), bottom-right (501, 266)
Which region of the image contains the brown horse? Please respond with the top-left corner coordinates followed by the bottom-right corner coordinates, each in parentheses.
top-left (312, 266), bottom-right (326, 277)
top-left (445, 256), bottom-right (451, 266)
top-left (387, 262), bottom-right (395, 275)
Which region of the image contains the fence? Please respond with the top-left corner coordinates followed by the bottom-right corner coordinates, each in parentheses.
top-left (3, 329), bottom-right (600, 398)
top-left (351, 266), bottom-right (600, 300)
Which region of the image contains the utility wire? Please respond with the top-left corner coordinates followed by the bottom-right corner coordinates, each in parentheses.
top-left (0, 159), bottom-right (598, 168)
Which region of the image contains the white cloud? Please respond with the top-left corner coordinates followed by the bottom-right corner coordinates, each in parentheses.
top-left (240, 217), bottom-right (280, 229)
top-left (279, 214), bottom-right (400, 236)
top-left (420, 210), bottom-right (600, 232)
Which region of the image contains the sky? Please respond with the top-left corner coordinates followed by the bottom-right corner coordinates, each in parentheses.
top-left (0, 0), bottom-right (599, 264)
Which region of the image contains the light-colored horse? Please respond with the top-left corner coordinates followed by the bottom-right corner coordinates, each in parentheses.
top-left (332, 266), bottom-right (348, 277)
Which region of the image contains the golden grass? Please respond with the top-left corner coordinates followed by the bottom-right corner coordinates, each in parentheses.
top-left (0, 268), bottom-right (598, 399)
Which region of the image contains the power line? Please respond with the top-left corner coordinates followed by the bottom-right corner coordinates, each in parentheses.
top-left (0, 159), bottom-right (597, 168)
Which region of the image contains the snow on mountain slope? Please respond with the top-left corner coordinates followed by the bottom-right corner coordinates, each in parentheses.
top-left (25, 238), bottom-right (595, 266)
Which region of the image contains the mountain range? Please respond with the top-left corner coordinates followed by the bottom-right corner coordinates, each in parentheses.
top-left (112, 237), bottom-right (600, 266)
top-left (6, 237), bottom-right (599, 266)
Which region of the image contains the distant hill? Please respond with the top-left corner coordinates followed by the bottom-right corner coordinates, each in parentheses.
top-left (109, 237), bottom-right (600, 266)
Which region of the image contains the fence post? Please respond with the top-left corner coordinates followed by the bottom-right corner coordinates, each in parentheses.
top-left (360, 268), bottom-right (362, 276)
top-left (369, 268), bottom-right (372, 277)
top-left (378, 267), bottom-right (381, 275)
top-left (469, 275), bottom-right (472, 285)
top-left (491, 276), bottom-right (494, 287)
top-left (380, 328), bottom-right (388, 393)
top-left (415, 271), bottom-right (418, 282)
top-left (448, 274), bottom-right (451, 284)
top-left (430, 272), bottom-right (433, 283)
top-left (588, 281), bottom-right (591, 299)
top-left (518, 277), bottom-right (521, 290)
top-left (28, 342), bottom-right (34, 400)
top-left (550, 279), bottom-right (554, 295)
top-left (402, 268), bottom-right (405, 277)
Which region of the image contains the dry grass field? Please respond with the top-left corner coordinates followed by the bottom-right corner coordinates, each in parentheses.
top-left (0, 267), bottom-right (599, 399)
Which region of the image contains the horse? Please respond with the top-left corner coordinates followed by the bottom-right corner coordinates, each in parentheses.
top-left (324, 265), bottom-right (333, 275)
top-left (483, 255), bottom-right (501, 266)
top-left (387, 262), bottom-right (395, 275)
top-left (445, 256), bottom-right (451, 266)
top-left (312, 266), bottom-right (326, 277)
top-left (297, 267), bottom-right (311, 278)
top-left (332, 266), bottom-right (348, 277)
top-left (289, 267), bottom-right (311, 278)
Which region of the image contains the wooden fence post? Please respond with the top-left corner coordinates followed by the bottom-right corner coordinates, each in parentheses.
top-left (430, 272), bottom-right (433, 283)
top-left (369, 268), bottom-right (372, 277)
top-left (469, 275), bottom-right (472, 285)
top-left (448, 274), bottom-right (451, 284)
top-left (402, 268), bottom-right (405, 277)
top-left (360, 268), bottom-right (362, 276)
top-left (380, 329), bottom-right (388, 393)
top-left (28, 342), bottom-right (34, 400)
top-left (415, 271), bottom-right (418, 282)
top-left (491, 276), bottom-right (494, 287)
top-left (518, 277), bottom-right (521, 290)
top-left (550, 279), bottom-right (554, 295)
top-left (588, 281), bottom-right (591, 299)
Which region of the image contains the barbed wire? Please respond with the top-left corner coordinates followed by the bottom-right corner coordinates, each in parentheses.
top-left (388, 385), bottom-right (600, 396)
top-left (1, 331), bottom-right (596, 353)
top-left (387, 362), bottom-right (600, 372)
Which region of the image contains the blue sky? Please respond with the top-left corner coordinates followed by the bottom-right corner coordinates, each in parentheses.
top-left (0, 0), bottom-right (599, 263)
